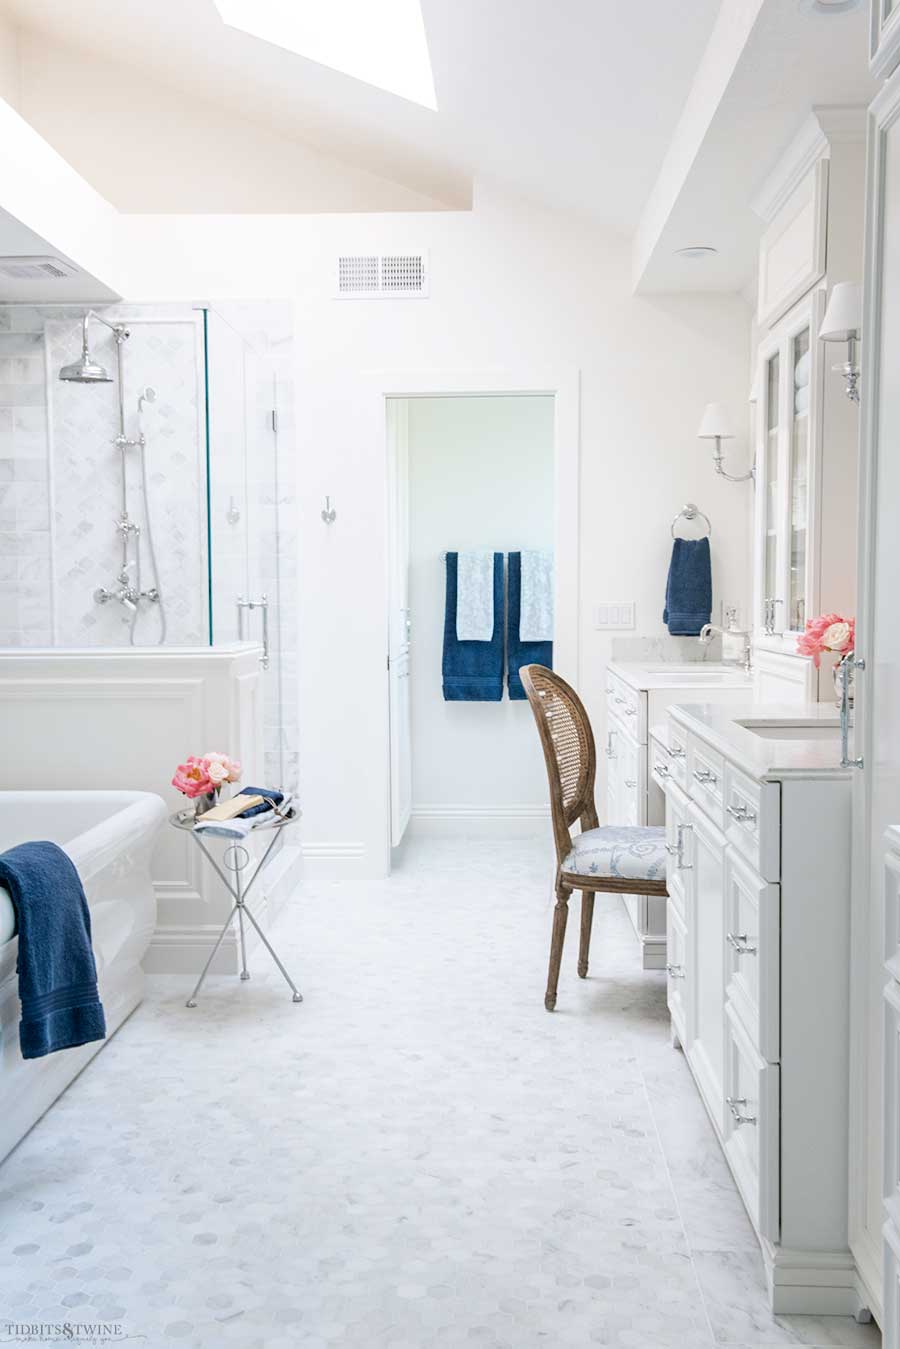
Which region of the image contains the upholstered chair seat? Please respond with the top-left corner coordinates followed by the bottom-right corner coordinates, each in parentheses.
top-left (561, 826), bottom-right (667, 884)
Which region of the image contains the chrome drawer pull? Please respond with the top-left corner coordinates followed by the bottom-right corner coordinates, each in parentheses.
top-left (726, 803), bottom-right (757, 825)
top-left (666, 963), bottom-right (685, 979)
top-left (669, 747), bottom-right (685, 760)
top-left (665, 843), bottom-right (680, 856)
top-left (624, 706), bottom-right (636, 716)
top-left (656, 765), bottom-right (670, 778)
top-left (624, 778), bottom-right (637, 788)
top-left (606, 731), bottom-right (617, 760)
top-left (693, 768), bottom-right (717, 785)
top-left (726, 1096), bottom-right (757, 1127)
top-left (726, 932), bottom-right (758, 956)
top-left (667, 823), bottom-right (694, 870)
top-left (614, 696), bottom-right (625, 704)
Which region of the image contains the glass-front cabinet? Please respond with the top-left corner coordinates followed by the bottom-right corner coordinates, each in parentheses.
top-left (753, 289), bottom-right (825, 646)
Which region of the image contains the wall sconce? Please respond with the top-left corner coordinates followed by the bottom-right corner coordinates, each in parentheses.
top-left (819, 281), bottom-right (861, 403)
top-left (697, 403), bottom-right (755, 483)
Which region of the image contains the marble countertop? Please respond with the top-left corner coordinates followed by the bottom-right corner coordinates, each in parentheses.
top-left (608, 660), bottom-right (754, 692)
top-left (668, 702), bottom-right (849, 780)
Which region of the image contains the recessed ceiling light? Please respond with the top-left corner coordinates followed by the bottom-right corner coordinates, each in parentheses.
top-left (675, 246), bottom-right (719, 260)
top-left (212, 0), bottom-right (437, 109)
top-left (800, 0), bottom-right (861, 13)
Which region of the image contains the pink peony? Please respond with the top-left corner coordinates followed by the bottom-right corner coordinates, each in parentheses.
top-left (171, 755), bottom-right (215, 799)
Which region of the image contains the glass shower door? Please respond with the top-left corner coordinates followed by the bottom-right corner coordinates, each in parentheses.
top-left (204, 305), bottom-right (286, 789)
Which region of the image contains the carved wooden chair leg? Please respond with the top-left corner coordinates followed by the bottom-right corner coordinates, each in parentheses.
top-left (578, 889), bottom-right (595, 978)
top-left (545, 885), bottom-right (571, 1011)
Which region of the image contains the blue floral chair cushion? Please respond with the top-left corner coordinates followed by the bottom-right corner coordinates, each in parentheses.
top-left (561, 826), bottom-right (667, 883)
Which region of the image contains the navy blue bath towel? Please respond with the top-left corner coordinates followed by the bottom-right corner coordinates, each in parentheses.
top-left (0, 841), bottom-right (106, 1060)
top-left (507, 551), bottom-right (553, 699)
top-left (442, 551), bottom-right (504, 701)
top-left (663, 537), bottom-right (712, 636)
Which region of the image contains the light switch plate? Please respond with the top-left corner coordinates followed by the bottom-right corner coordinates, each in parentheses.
top-left (594, 603), bottom-right (635, 630)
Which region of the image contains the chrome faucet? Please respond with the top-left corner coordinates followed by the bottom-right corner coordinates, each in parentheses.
top-left (699, 607), bottom-right (753, 675)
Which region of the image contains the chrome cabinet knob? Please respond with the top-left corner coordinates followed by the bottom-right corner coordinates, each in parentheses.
top-left (726, 803), bottom-right (757, 824)
top-left (666, 963), bottom-right (686, 979)
top-left (669, 747), bottom-right (686, 760)
top-left (693, 768), bottom-right (717, 785)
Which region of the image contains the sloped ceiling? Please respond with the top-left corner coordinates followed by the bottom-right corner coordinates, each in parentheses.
top-left (0, 0), bottom-right (720, 228)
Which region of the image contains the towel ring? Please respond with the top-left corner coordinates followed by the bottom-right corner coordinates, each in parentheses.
top-left (671, 503), bottom-right (712, 540)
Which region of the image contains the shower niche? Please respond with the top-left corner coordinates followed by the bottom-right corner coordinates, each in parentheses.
top-left (0, 300), bottom-right (297, 788)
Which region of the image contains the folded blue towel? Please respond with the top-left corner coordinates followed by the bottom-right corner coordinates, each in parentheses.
top-left (508, 551), bottom-right (553, 699)
top-left (442, 551), bottom-right (504, 701)
top-left (0, 841), bottom-right (105, 1060)
top-left (236, 786), bottom-right (286, 818)
top-left (664, 537), bottom-right (712, 636)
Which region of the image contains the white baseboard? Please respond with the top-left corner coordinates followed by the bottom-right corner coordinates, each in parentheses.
top-left (300, 840), bottom-right (369, 879)
top-left (765, 1241), bottom-right (864, 1317)
top-left (408, 804), bottom-right (550, 838)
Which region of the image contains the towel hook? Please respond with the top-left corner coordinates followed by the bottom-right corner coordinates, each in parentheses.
top-left (671, 502), bottom-right (711, 540)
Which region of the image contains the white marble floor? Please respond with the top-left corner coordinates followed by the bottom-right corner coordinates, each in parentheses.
top-left (0, 837), bottom-right (882, 1349)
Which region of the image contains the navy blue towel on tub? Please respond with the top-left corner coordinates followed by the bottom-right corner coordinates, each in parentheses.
top-left (0, 841), bottom-right (106, 1060)
top-left (442, 551), bottom-right (504, 701)
top-left (507, 551), bottom-right (553, 699)
top-left (663, 537), bottom-right (712, 636)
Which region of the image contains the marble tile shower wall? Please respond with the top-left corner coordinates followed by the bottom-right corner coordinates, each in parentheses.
top-left (0, 308), bottom-right (52, 646)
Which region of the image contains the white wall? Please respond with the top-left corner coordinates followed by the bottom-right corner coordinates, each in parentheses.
top-left (404, 394), bottom-right (554, 821)
top-left (0, 131), bottom-right (753, 873)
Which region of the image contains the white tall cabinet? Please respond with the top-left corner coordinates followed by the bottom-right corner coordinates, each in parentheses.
top-left (850, 48), bottom-right (900, 1335)
top-left (750, 110), bottom-right (865, 703)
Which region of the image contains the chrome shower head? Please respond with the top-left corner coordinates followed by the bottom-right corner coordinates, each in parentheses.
top-left (59, 351), bottom-right (113, 383)
top-left (58, 310), bottom-right (121, 383)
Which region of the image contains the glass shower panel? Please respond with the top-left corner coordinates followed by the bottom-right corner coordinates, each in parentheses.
top-left (205, 306), bottom-right (285, 788)
top-left (789, 327), bottom-right (811, 632)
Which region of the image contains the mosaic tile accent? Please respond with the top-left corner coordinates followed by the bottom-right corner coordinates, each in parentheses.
top-left (0, 840), bottom-right (880, 1348)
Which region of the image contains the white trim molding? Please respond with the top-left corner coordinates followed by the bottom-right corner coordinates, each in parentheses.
top-left (408, 804), bottom-right (551, 838)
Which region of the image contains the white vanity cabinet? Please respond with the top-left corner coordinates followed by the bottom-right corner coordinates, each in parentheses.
top-left (605, 663), bottom-right (752, 969)
top-left (663, 704), bottom-right (857, 1314)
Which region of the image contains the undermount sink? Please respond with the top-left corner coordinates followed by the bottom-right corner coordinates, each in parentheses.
top-left (736, 719), bottom-right (841, 741)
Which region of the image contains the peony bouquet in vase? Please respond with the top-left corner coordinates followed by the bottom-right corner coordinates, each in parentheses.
top-left (171, 751), bottom-right (241, 815)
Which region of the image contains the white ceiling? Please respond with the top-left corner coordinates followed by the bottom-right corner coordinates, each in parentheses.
top-left (0, 0), bottom-right (722, 236)
top-left (633, 0), bottom-right (876, 293)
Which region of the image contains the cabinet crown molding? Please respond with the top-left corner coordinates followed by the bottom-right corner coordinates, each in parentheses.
top-left (752, 107), bottom-right (866, 225)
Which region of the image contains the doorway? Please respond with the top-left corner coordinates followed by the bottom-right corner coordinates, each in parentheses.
top-left (387, 392), bottom-right (557, 851)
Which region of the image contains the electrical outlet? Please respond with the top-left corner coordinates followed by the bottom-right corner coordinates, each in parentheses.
top-left (594, 603), bottom-right (635, 630)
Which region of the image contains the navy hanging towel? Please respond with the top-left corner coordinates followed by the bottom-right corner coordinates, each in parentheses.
top-left (442, 551), bottom-right (504, 701)
top-left (663, 537), bottom-right (712, 636)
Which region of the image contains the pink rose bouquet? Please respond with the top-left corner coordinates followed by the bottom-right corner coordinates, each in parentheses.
top-left (171, 751), bottom-right (241, 799)
top-left (796, 612), bottom-right (856, 668)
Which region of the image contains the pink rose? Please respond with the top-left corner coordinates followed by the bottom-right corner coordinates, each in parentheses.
top-left (171, 755), bottom-right (214, 799)
top-left (203, 751), bottom-right (241, 784)
top-left (796, 613), bottom-right (855, 668)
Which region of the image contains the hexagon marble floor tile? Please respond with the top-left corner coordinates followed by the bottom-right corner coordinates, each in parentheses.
top-left (0, 837), bottom-right (882, 1349)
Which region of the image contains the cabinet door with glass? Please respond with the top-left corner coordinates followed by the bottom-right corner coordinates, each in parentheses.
top-left (753, 290), bottom-right (825, 645)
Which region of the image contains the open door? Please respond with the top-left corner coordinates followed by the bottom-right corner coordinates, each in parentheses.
top-left (387, 398), bottom-right (412, 846)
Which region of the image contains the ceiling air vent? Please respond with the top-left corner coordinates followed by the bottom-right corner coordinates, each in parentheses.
top-left (336, 252), bottom-right (428, 299)
top-left (0, 255), bottom-right (79, 281)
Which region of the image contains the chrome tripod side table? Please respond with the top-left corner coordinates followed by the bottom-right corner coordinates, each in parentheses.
top-left (169, 809), bottom-right (303, 1008)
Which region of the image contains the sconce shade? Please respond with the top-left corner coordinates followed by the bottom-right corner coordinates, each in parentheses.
top-left (697, 402), bottom-right (734, 439)
top-left (820, 282), bottom-right (862, 342)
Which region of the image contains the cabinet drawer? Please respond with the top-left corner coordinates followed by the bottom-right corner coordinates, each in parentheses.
top-left (723, 1002), bottom-right (780, 1243)
top-left (666, 721), bottom-right (689, 791)
top-left (666, 899), bottom-right (690, 1047)
top-left (607, 672), bottom-right (644, 742)
top-left (723, 765), bottom-right (780, 882)
top-left (650, 732), bottom-right (673, 791)
top-left (724, 849), bottom-right (780, 1063)
top-left (884, 982), bottom-right (900, 1231)
top-left (605, 714), bottom-right (642, 827)
top-left (664, 780), bottom-right (691, 921)
top-left (687, 735), bottom-right (725, 830)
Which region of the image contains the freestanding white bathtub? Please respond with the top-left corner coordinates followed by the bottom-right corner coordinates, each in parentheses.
top-left (0, 790), bottom-right (166, 1162)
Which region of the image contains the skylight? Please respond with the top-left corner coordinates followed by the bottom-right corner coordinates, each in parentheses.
top-left (213, 0), bottom-right (437, 110)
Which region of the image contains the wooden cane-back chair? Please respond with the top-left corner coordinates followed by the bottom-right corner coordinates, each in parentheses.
top-left (521, 664), bottom-right (668, 1010)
